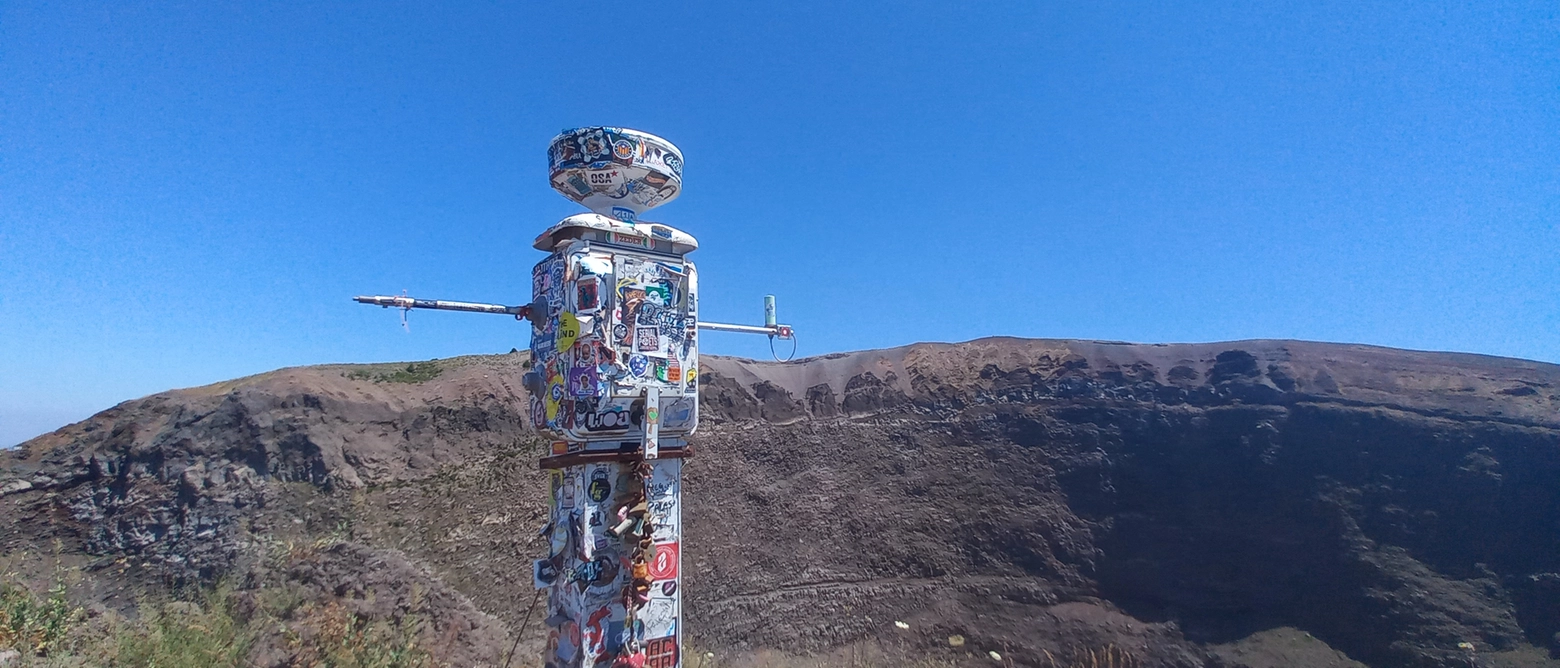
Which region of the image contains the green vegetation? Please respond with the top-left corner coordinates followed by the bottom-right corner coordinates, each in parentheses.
top-left (0, 570), bottom-right (83, 657)
top-left (112, 587), bottom-right (250, 668)
top-left (0, 564), bottom-right (436, 668)
top-left (286, 600), bottom-right (432, 668)
top-left (347, 361), bottom-right (444, 384)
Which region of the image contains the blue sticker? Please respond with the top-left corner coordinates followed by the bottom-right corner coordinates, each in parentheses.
top-left (610, 206), bottom-right (636, 222)
top-left (628, 354), bottom-right (649, 377)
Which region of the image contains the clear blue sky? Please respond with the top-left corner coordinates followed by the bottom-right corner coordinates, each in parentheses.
top-left (2, 1), bottom-right (1556, 446)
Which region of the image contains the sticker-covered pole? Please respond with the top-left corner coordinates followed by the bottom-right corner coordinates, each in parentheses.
top-left (355, 126), bottom-right (796, 668)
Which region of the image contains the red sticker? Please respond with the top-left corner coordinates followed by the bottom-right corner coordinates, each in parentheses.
top-left (646, 636), bottom-right (678, 668)
top-left (648, 541), bottom-right (679, 580)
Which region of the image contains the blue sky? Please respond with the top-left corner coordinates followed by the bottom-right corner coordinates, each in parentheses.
top-left (2, 1), bottom-right (1556, 446)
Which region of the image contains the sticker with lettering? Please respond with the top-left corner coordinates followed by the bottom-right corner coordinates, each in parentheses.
top-left (556, 312), bottom-right (581, 353)
top-left (611, 232), bottom-right (650, 248)
top-left (588, 468), bottom-right (612, 503)
top-left (586, 168), bottom-right (624, 191)
top-left (635, 326), bottom-right (660, 353)
top-left (646, 635), bottom-right (679, 668)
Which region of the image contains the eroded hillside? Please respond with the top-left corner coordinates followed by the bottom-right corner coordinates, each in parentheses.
top-left (2, 339), bottom-right (1558, 667)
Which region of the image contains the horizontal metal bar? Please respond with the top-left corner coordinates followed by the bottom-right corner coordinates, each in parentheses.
top-left (698, 321), bottom-right (791, 337)
top-left (538, 446), bottom-right (693, 470)
top-left (354, 295), bottom-right (527, 316)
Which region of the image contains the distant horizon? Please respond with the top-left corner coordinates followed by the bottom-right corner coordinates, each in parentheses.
top-left (8, 331), bottom-right (1557, 449)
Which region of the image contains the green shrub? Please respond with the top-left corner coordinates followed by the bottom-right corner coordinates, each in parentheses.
top-left (346, 362), bottom-right (443, 384)
top-left (112, 585), bottom-right (252, 668)
top-left (0, 571), bottom-right (84, 657)
top-left (287, 600), bottom-right (432, 668)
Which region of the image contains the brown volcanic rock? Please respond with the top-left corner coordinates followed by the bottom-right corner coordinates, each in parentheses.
top-left (2, 338), bottom-right (1559, 667)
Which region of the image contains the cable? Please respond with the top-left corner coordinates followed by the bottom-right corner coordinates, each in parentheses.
top-left (769, 332), bottom-right (798, 362)
top-left (501, 588), bottom-right (545, 668)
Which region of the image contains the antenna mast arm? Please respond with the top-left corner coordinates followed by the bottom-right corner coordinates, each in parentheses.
top-left (697, 321), bottom-right (793, 338)
top-left (353, 294), bottom-right (532, 318)
top-left (699, 295), bottom-right (794, 339)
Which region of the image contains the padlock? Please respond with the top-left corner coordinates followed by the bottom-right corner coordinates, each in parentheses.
top-left (612, 651), bottom-right (646, 668)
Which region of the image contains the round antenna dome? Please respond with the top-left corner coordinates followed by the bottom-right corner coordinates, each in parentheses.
top-left (547, 127), bottom-right (683, 222)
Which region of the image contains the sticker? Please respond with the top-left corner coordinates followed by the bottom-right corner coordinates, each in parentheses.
top-left (550, 522), bottom-right (568, 555)
top-left (660, 581), bottom-right (677, 597)
top-left (646, 635), bottom-right (679, 668)
top-left (558, 399), bottom-right (574, 429)
top-left (613, 139), bottom-right (635, 160)
top-left (588, 468), bottom-right (612, 503)
top-left (648, 541), bottom-right (679, 580)
top-left (627, 354), bottom-right (650, 377)
top-left (666, 357), bottom-right (681, 383)
top-left (641, 597), bottom-right (677, 639)
top-left (645, 284), bottom-right (671, 306)
top-left (635, 327), bottom-right (660, 352)
top-left (586, 168), bottom-right (624, 191)
top-left (558, 621), bottom-right (580, 663)
top-left (613, 323), bottom-right (628, 342)
top-left (556, 312), bottom-right (581, 353)
top-left (647, 461), bottom-right (681, 541)
top-left (662, 398), bottom-right (694, 429)
top-left (577, 508), bottom-right (594, 561)
top-left (576, 404), bottom-right (633, 433)
top-left (612, 232), bottom-right (649, 247)
top-left (581, 606), bottom-right (613, 656)
top-left (545, 393), bottom-right (560, 423)
top-left (533, 559), bottom-right (558, 589)
top-left (574, 552), bottom-right (620, 589)
top-left (568, 366), bottom-right (599, 398)
top-left (576, 276), bottom-right (600, 313)
top-left (551, 441), bottom-right (569, 456)
top-left (531, 398), bottom-right (547, 428)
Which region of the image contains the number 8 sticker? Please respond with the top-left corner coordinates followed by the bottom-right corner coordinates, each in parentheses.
top-left (647, 541), bottom-right (679, 580)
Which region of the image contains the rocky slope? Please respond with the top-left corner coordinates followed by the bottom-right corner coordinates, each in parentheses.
top-left (2, 338), bottom-right (1558, 667)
